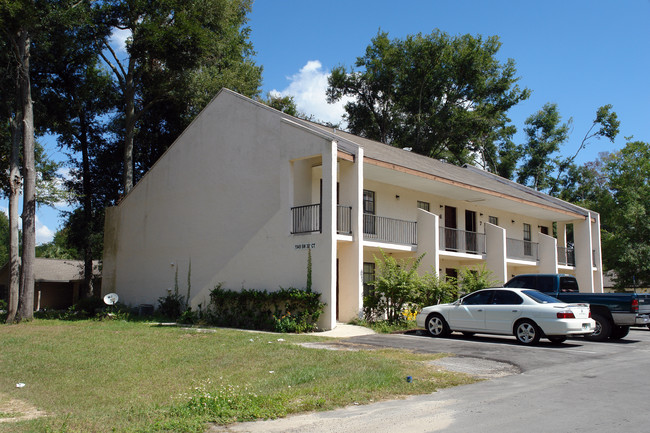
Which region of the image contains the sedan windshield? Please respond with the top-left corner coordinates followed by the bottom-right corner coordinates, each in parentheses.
top-left (523, 290), bottom-right (563, 304)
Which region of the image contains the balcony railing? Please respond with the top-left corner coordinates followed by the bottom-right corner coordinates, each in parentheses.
top-left (290, 204), bottom-right (353, 235)
top-left (291, 204), bottom-right (321, 234)
top-left (337, 205), bottom-right (352, 235)
top-left (363, 214), bottom-right (417, 245)
top-left (439, 227), bottom-right (486, 255)
top-left (557, 246), bottom-right (576, 266)
top-left (507, 238), bottom-right (538, 261)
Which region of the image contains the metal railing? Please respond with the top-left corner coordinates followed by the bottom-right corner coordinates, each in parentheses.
top-left (337, 205), bottom-right (352, 235)
top-left (291, 204), bottom-right (321, 234)
top-left (557, 246), bottom-right (576, 266)
top-left (363, 214), bottom-right (417, 245)
top-left (507, 238), bottom-right (538, 261)
top-left (439, 227), bottom-right (486, 255)
top-left (291, 204), bottom-right (353, 235)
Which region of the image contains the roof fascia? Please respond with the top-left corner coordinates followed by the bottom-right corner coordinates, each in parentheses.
top-left (363, 156), bottom-right (587, 220)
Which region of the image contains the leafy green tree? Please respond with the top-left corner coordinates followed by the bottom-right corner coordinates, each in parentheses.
top-left (327, 30), bottom-right (530, 166)
top-left (516, 103), bottom-right (570, 191)
top-left (38, 3), bottom-right (116, 296)
top-left (95, 0), bottom-right (262, 194)
top-left (35, 228), bottom-right (79, 259)
top-left (599, 141), bottom-right (650, 288)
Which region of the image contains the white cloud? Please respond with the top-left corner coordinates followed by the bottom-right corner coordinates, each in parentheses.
top-left (109, 27), bottom-right (131, 53)
top-left (35, 215), bottom-right (55, 246)
top-left (270, 60), bottom-right (352, 126)
top-left (0, 205), bottom-right (55, 245)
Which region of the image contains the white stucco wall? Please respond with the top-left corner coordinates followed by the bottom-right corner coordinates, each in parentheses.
top-left (102, 91), bottom-right (341, 327)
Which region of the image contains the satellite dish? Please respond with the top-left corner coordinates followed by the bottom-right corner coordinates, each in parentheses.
top-left (104, 293), bottom-right (119, 306)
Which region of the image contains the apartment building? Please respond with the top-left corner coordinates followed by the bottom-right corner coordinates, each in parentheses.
top-left (102, 89), bottom-right (603, 330)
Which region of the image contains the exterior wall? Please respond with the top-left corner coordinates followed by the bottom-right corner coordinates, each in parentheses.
top-left (360, 178), bottom-right (557, 243)
top-left (102, 91), bottom-right (341, 328)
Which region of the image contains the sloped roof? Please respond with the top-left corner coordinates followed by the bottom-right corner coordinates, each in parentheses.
top-left (0, 258), bottom-right (101, 283)
top-left (183, 89), bottom-right (595, 220)
top-left (306, 122), bottom-right (592, 219)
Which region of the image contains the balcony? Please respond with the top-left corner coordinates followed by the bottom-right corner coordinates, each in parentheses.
top-left (363, 214), bottom-right (417, 245)
top-left (558, 246), bottom-right (576, 266)
top-left (439, 227), bottom-right (485, 255)
top-left (507, 238), bottom-right (538, 261)
top-left (290, 204), bottom-right (352, 235)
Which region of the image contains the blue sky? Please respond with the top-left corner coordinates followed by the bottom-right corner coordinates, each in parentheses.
top-left (4, 0), bottom-right (649, 244)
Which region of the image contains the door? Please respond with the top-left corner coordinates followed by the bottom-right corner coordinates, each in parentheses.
top-left (448, 290), bottom-right (493, 331)
top-left (444, 206), bottom-right (457, 251)
top-left (465, 210), bottom-right (477, 253)
top-left (363, 190), bottom-right (376, 236)
top-left (484, 290), bottom-right (524, 333)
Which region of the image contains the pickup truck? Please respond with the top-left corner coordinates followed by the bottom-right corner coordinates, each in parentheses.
top-left (504, 274), bottom-right (650, 341)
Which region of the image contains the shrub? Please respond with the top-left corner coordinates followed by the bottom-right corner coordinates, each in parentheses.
top-left (413, 272), bottom-right (457, 310)
top-left (364, 252), bottom-right (423, 324)
top-left (207, 285), bottom-right (324, 333)
top-left (456, 264), bottom-right (499, 295)
top-left (158, 292), bottom-right (186, 320)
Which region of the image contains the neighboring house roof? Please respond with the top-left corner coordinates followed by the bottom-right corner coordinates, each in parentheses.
top-left (0, 258), bottom-right (101, 283)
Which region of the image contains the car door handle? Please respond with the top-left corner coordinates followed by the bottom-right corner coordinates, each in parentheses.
top-left (477, 309), bottom-right (483, 312)
top-left (512, 310), bottom-right (519, 312)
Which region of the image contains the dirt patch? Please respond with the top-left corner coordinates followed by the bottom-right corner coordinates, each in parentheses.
top-left (0, 393), bottom-right (47, 423)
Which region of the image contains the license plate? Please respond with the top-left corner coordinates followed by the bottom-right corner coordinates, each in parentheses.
top-left (582, 323), bottom-right (591, 330)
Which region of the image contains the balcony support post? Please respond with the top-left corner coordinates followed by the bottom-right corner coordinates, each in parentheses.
top-left (485, 222), bottom-right (507, 285)
top-left (417, 209), bottom-right (440, 278)
top-left (539, 233), bottom-right (559, 274)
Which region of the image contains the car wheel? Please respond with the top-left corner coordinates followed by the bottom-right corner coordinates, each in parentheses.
top-left (585, 313), bottom-right (612, 342)
top-left (426, 313), bottom-right (450, 338)
top-left (461, 332), bottom-right (475, 337)
top-left (514, 320), bottom-right (541, 345)
top-left (547, 336), bottom-right (567, 344)
top-left (610, 325), bottom-right (630, 340)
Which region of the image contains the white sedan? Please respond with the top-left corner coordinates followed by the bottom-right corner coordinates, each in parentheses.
top-left (416, 288), bottom-right (596, 345)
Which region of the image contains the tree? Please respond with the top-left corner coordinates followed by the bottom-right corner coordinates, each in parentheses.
top-left (599, 141), bottom-right (650, 288)
top-left (38, 3), bottom-right (115, 296)
top-left (1, 0), bottom-right (80, 322)
top-left (95, 0), bottom-right (262, 194)
top-left (327, 30), bottom-right (530, 166)
top-left (516, 103), bottom-right (570, 191)
top-left (35, 227), bottom-right (79, 259)
top-left (0, 0), bottom-right (42, 321)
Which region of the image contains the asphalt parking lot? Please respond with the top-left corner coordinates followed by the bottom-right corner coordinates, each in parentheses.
top-left (346, 326), bottom-right (650, 373)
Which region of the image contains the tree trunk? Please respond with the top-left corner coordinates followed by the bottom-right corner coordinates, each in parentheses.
top-left (123, 65), bottom-right (136, 195)
top-left (80, 115), bottom-right (93, 297)
top-left (6, 115), bottom-right (22, 324)
top-left (17, 29), bottom-right (35, 321)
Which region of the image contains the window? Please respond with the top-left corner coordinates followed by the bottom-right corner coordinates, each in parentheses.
top-left (462, 290), bottom-right (494, 305)
top-left (523, 223), bottom-right (532, 256)
top-left (560, 277), bottom-right (579, 293)
top-left (492, 290), bottom-right (523, 305)
top-left (540, 226), bottom-right (549, 235)
top-left (363, 262), bottom-right (375, 298)
top-left (363, 190), bottom-right (375, 215)
top-left (489, 216), bottom-right (498, 226)
top-left (363, 190), bottom-right (376, 235)
top-left (417, 201), bottom-right (430, 212)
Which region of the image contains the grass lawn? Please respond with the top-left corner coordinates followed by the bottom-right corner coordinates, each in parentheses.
top-left (0, 320), bottom-right (476, 433)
